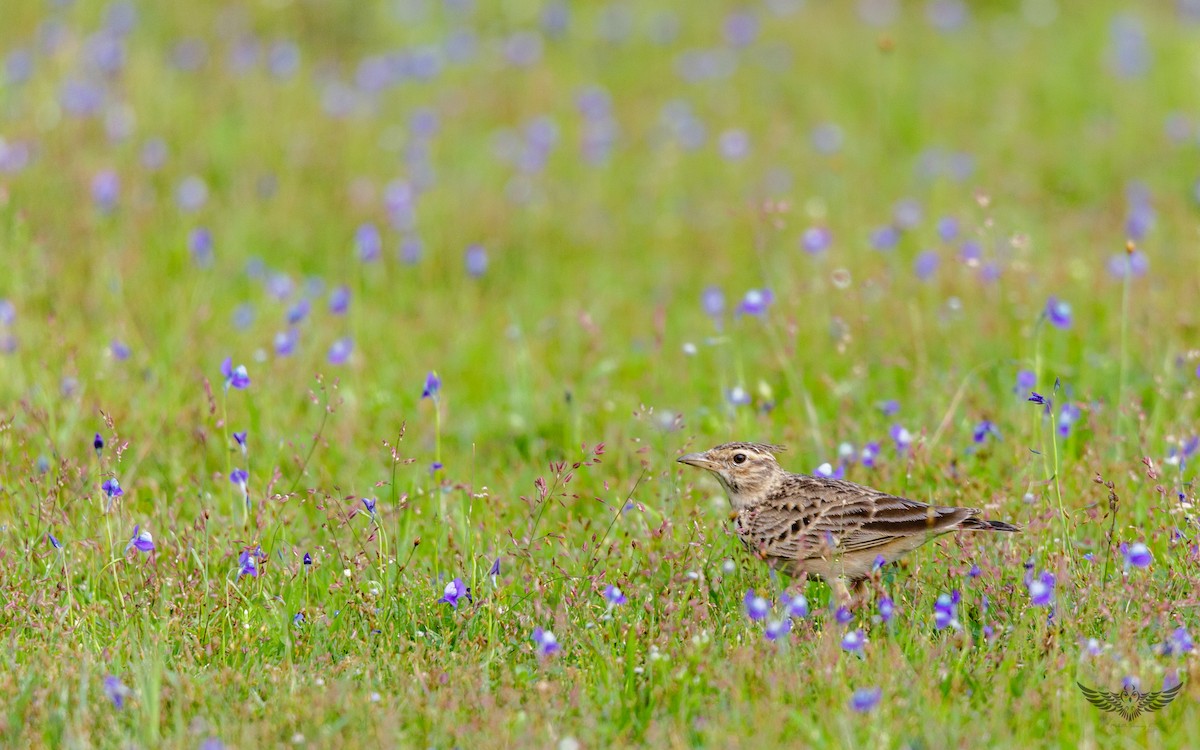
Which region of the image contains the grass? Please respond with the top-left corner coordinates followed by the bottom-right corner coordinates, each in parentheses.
top-left (1, 0), bottom-right (1199, 747)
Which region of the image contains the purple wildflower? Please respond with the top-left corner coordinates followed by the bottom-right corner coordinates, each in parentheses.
top-left (1083, 638), bottom-right (1103, 657)
top-left (860, 442), bottom-right (880, 468)
top-left (878, 596), bottom-right (894, 623)
top-left (48, 532), bottom-right (62, 549)
top-left (801, 226), bottom-right (832, 254)
top-left (814, 462), bottom-right (845, 480)
top-left (727, 386), bottom-right (751, 407)
top-left (889, 424), bottom-right (914, 452)
top-left (787, 594), bottom-right (809, 618)
top-left (268, 327), bottom-right (297, 356)
top-left (1045, 297), bottom-right (1072, 329)
top-left (328, 337), bottom-right (353, 365)
top-left (934, 591), bottom-right (960, 630)
top-left (936, 216), bottom-right (959, 242)
top-left (439, 578), bottom-right (471, 608)
top-left (1027, 392), bottom-right (1047, 406)
top-left (362, 497), bottom-right (377, 517)
top-left (743, 589), bottom-right (770, 621)
top-left (737, 288), bottom-right (773, 317)
top-left (233, 431), bottom-right (247, 455)
top-left (1058, 403), bottom-right (1081, 438)
top-left (110, 340), bottom-right (130, 360)
top-left (0, 299), bottom-right (13, 325)
top-left (914, 251), bottom-right (939, 280)
top-left (286, 298), bottom-right (310, 325)
top-left (1029, 571), bottom-right (1055, 606)
top-left (871, 225), bottom-right (899, 250)
top-left (303, 552), bottom-right (312, 566)
top-left (220, 358), bottom-right (250, 390)
top-left (702, 286), bottom-right (725, 319)
top-left (355, 223), bottom-right (382, 262)
top-left (329, 285), bottom-right (350, 314)
top-left (893, 199), bottom-right (922, 229)
top-left (126, 524), bottom-right (155, 553)
top-left (238, 548), bottom-right (259, 578)
top-left (230, 468), bottom-right (248, 493)
top-left (532, 627), bottom-right (560, 656)
top-left (880, 399), bottom-right (900, 416)
top-left (175, 175), bottom-right (208, 212)
top-left (465, 244), bottom-right (488, 277)
top-left (841, 629), bottom-right (866, 654)
top-left (189, 227), bottom-right (213, 266)
top-left (103, 675), bottom-right (128, 709)
top-left (850, 687), bottom-right (881, 712)
top-left (92, 170), bottom-right (119, 213)
top-left (765, 619), bottom-right (791, 641)
top-left (835, 606), bottom-right (853, 625)
top-left (422, 371), bottom-right (440, 399)
top-left (604, 584), bottom-right (627, 607)
top-left (1164, 627), bottom-right (1194, 656)
top-left (973, 420), bottom-right (1000, 444)
top-left (968, 564), bottom-right (982, 578)
top-left (293, 613), bottom-right (304, 627)
top-left (1015, 370), bottom-right (1035, 393)
top-left (1120, 541), bottom-right (1152, 569)
top-left (94, 432), bottom-right (104, 457)
top-left (1108, 251), bottom-right (1149, 279)
top-left (718, 129), bottom-right (750, 160)
top-left (102, 478), bottom-right (123, 498)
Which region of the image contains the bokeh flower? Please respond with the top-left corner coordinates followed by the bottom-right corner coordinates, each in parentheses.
top-left (603, 584), bottom-right (627, 607)
top-left (94, 432), bottom-right (104, 457)
top-left (103, 675), bottom-right (129, 709)
top-left (328, 337), bottom-right (353, 365)
top-left (238, 548), bottom-right (259, 578)
top-left (532, 627), bottom-right (560, 656)
top-left (765, 619), bottom-right (791, 641)
top-left (737, 288), bottom-right (773, 317)
top-left (841, 629), bottom-right (866, 654)
top-left (743, 589), bottom-right (769, 621)
top-left (1120, 541), bottom-right (1152, 569)
top-left (1029, 571), bottom-right (1055, 606)
top-left (786, 594), bottom-right (809, 618)
top-left (1045, 297), bottom-right (1072, 329)
top-left (850, 687), bottom-right (881, 712)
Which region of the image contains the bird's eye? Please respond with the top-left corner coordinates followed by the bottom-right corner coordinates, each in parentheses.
top-left (733, 453), bottom-right (747, 465)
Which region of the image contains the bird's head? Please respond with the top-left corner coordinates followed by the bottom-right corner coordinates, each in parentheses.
top-left (677, 442), bottom-right (786, 502)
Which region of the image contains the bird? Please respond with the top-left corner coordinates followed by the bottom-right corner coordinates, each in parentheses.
top-left (677, 441), bottom-right (1018, 600)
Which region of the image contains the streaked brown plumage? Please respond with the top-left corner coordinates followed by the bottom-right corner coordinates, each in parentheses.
top-left (678, 442), bottom-right (1018, 599)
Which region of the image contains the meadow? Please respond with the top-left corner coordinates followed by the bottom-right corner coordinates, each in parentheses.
top-left (1, 0), bottom-right (1198, 747)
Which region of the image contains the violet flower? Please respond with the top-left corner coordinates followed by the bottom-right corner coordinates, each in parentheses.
top-left (603, 584), bottom-right (627, 607)
top-left (125, 524), bottom-right (154, 553)
top-left (220, 357), bottom-right (250, 390)
top-left (850, 687), bottom-right (881, 712)
top-left (422, 371), bottom-right (440, 399)
top-left (532, 627), bottom-right (560, 656)
top-left (439, 578), bottom-right (471, 608)
top-left (743, 589), bottom-right (769, 621)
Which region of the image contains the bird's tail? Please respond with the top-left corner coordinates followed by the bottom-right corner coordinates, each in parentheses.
top-left (960, 516), bottom-right (1020, 532)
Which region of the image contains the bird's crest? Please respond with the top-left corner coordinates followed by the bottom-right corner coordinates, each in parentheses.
top-left (1077, 681), bottom-right (1183, 721)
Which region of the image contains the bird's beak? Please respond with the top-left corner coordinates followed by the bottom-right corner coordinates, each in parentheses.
top-left (677, 452), bottom-right (718, 470)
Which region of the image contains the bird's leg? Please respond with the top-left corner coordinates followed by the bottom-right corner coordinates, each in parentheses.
top-left (831, 577), bottom-right (852, 606)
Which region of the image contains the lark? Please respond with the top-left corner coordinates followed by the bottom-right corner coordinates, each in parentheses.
top-left (678, 442), bottom-right (1018, 600)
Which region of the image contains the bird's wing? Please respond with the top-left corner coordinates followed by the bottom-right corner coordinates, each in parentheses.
top-left (1077, 683), bottom-right (1124, 714)
top-left (748, 476), bottom-right (977, 559)
top-left (1139, 683), bottom-right (1183, 713)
